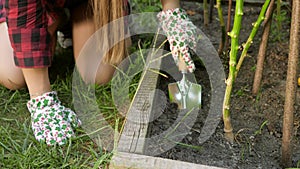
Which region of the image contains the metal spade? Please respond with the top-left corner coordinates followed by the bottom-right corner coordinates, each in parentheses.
top-left (168, 54), bottom-right (202, 110)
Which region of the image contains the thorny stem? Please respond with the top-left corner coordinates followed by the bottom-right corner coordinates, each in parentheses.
top-left (223, 0), bottom-right (244, 142)
top-left (236, 0), bottom-right (271, 74)
top-left (225, 0), bottom-right (232, 52)
top-left (282, 0), bottom-right (300, 167)
top-left (252, 0), bottom-right (275, 95)
top-left (277, 0), bottom-right (282, 30)
top-left (216, 0), bottom-right (226, 55)
top-left (223, 0), bottom-right (271, 143)
top-left (204, 0), bottom-right (209, 26)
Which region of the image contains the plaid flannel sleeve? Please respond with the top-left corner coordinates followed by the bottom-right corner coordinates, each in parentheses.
top-left (0, 0), bottom-right (5, 23)
top-left (4, 0), bottom-right (129, 68)
top-left (5, 0), bottom-right (52, 68)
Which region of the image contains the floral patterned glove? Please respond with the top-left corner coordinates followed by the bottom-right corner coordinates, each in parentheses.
top-left (157, 8), bottom-right (197, 73)
top-left (27, 91), bottom-right (81, 146)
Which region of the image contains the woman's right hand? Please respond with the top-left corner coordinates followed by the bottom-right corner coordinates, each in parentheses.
top-left (27, 91), bottom-right (81, 146)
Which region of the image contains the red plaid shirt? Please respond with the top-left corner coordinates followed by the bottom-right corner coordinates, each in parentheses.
top-left (1, 0), bottom-right (129, 68)
top-left (0, 0), bottom-right (6, 23)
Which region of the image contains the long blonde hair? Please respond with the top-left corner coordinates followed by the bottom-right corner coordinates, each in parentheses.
top-left (92, 0), bottom-right (126, 65)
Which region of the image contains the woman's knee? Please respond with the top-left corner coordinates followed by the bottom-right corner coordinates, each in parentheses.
top-left (0, 75), bottom-right (26, 90)
top-left (95, 63), bottom-right (115, 85)
top-left (75, 61), bottom-right (115, 85)
top-left (0, 49), bottom-right (26, 90)
top-left (0, 22), bottom-right (26, 90)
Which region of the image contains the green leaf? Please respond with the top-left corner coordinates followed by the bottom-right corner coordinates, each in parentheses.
top-left (43, 99), bottom-right (49, 106)
top-left (50, 139), bottom-right (56, 145)
top-left (61, 125), bottom-right (67, 130)
top-left (179, 42), bottom-right (184, 47)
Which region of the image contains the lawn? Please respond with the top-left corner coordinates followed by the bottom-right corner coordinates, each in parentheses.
top-left (0, 50), bottom-right (114, 168)
top-left (0, 35), bottom-right (153, 168)
top-left (1, 0), bottom-right (299, 168)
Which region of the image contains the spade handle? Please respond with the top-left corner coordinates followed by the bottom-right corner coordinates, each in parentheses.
top-left (178, 53), bottom-right (188, 73)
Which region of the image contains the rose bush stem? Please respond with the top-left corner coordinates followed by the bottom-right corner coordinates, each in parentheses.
top-left (252, 0), bottom-right (275, 95)
top-left (225, 0), bottom-right (233, 53)
top-left (204, 0), bottom-right (209, 26)
top-left (223, 0), bottom-right (244, 142)
top-left (236, 0), bottom-right (271, 74)
top-left (277, 0), bottom-right (282, 30)
top-left (216, 0), bottom-right (226, 55)
top-left (282, 0), bottom-right (300, 167)
top-left (223, 0), bottom-right (271, 142)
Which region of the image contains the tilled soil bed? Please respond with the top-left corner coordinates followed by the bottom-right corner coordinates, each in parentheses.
top-left (145, 1), bottom-right (300, 169)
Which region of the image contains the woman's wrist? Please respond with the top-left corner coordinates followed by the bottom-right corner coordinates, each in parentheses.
top-left (161, 0), bottom-right (180, 11)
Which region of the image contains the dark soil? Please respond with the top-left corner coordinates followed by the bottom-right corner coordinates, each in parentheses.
top-left (146, 1), bottom-right (300, 169)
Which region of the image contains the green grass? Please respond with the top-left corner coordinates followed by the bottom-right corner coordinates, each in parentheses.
top-left (270, 6), bottom-right (291, 43)
top-left (0, 29), bottom-right (159, 168)
top-left (0, 65), bottom-right (115, 168)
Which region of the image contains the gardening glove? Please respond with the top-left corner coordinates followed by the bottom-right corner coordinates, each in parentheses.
top-left (157, 8), bottom-right (197, 73)
top-left (27, 91), bottom-right (81, 146)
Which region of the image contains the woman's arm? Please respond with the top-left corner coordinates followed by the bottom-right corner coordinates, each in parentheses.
top-left (161, 0), bottom-right (180, 10)
top-left (158, 0), bottom-right (198, 72)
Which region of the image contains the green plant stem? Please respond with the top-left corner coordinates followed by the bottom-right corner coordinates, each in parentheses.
top-left (277, 0), bottom-right (282, 30)
top-left (225, 0), bottom-right (233, 53)
top-left (223, 0), bottom-right (244, 142)
top-left (282, 0), bottom-right (300, 167)
top-left (216, 0), bottom-right (226, 55)
top-left (252, 0), bottom-right (275, 95)
top-left (204, 0), bottom-right (209, 26)
top-left (223, 0), bottom-right (271, 142)
top-left (236, 0), bottom-right (271, 74)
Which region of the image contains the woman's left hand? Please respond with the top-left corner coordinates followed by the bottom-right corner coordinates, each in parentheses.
top-left (157, 8), bottom-right (197, 73)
